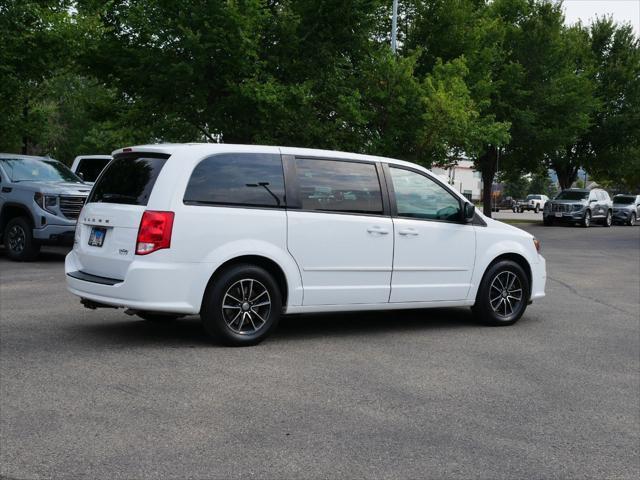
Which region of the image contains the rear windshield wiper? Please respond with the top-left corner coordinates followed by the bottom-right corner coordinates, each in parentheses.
top-left (100, 193), bottom-right (138, 203)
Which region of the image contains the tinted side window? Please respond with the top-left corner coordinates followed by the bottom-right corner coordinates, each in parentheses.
top-left (295, 158), bottom-right (383, 214)
top-left (76, 158), bottom-right (111, 182)
top-left (89, 155), bottom-right (168, 206)
top-left (390, 167), bottom-right (461, 221)
top-left (184, 153), bottom-right (285, 207)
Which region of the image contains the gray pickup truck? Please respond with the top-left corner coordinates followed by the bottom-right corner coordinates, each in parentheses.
top-left (0, 154), bottom-right (91, 261)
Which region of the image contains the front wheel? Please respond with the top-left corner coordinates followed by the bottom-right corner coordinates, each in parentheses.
top-left (582, 210), bottom-right (591, 228)
top-left (534, 205), bottom-right (540, 213)
top-left (4, 217), bottom-right (40, 261)
top-left (629, 212), bottom-right (637, 226)
top-left (201, 264), bottom-right (282, 346)
top-left (603, 210), bottom-right (612, 227)
top-left (543, 217), bottom-right (553, 226)
top-left (472, 260), bottom-right (530, 326)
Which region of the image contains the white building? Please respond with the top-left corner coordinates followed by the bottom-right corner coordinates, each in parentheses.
top-left (431, 159), bottom-right (482, 201)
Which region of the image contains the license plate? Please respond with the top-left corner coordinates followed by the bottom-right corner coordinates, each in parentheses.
top-left (88, 227), bottom-right (107, 247)
top-left (555, 212), bottom-right (562, 218)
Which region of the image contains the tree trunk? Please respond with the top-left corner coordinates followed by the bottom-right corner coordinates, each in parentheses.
top-left (553, 162), bottom-right (579, 191)
top-left (21, 100), bottom-right (29, 155)
top-left (478, 146), bottom-right (497, 217)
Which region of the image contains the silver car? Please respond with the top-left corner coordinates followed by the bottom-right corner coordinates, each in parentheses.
top-left (612, 194), bottom-right (640, 226)
top-left (543, 188), bottom-right (613, 228)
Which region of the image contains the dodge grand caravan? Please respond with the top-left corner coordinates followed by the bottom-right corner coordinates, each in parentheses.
top-left (66, 144), bottom-right (546, 346)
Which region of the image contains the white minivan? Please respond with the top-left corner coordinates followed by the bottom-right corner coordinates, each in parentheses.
top-left (66, 144), bottom-right (546, 346)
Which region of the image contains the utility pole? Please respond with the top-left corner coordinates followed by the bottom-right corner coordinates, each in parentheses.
top-left (391, 0), bottom-right (399, 54)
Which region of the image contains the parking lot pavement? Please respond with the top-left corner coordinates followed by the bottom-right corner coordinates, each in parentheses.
top-left (1, 225), bottom-right (639, 480)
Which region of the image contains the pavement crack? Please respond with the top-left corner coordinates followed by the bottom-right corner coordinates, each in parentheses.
top-left (547, 276), bottom-right (633, 316)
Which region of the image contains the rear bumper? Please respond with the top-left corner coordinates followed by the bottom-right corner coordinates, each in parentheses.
top-left (65, 250), bottom-right (211, 314)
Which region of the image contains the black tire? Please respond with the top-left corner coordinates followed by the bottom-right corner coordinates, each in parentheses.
top-left (472, 260), bottom-right (530, 326)
top-left (136, 312), bottom-right (182, 322)
top-left (543, 217), bottom-right (553, 226)
top-left (582, 210), bottom-right (591, 228)
top-left (201, 264), bottom-right (282, 346)
top-left (603, 210), bottom-right (612, 227)
top-left (534, 205), bottom-right (539, 214)
top-left (4, 217), bottom-right (40, 261)
top-left (629, 212), bottom-right (636, 226)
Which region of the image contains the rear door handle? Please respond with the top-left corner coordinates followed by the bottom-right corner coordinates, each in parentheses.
top-left (367, 226), bottom-right (389, 235)
top-left (398, 228), bottom-right (419, 236)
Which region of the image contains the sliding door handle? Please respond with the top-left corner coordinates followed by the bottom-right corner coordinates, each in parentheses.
top-left (367, 226), bottom-right (389, 235)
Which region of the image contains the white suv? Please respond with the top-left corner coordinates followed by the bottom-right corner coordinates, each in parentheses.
top-left (66, 144), bottom-right (546, 346)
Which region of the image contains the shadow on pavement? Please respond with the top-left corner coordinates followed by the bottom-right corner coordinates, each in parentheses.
top-left (68, 307), bottom-right (478, 348)
top-left (0, 245), bottom-right (70, 262)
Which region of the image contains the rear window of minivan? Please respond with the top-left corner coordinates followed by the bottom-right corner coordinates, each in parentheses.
top-left (88, 153), bottom-right (169, 206)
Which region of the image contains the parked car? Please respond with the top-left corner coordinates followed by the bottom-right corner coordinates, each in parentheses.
top-left (612, 194), bottom-right (640, 226)
top-left (65, 144), bottom-right (546, 346)
top-left (491, 196), bottom-right (516, 212)
top-left (512, 199), bottom-right (526, 213)
top-left (543, 188), bottom-right (613, 227)
top-left (0, 154), bottom-right (91, 260)
top-left (523, 194), bottom-right (548, 213)
top-left (70, 155), bottom-right (112, 184)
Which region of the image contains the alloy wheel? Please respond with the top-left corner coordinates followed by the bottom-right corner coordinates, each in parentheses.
top-left (606, 211), bottom-right (612, 227)
top-left (7, 225), bottom-right (26, 253)
top-left (489, 271), bottom-right (523, 318)
top-left (630, 213), bottom-right (636, 226)
top-left (221, 278), bottom-right (271, 335)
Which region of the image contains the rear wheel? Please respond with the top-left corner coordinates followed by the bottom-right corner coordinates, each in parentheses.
top-left (201, 264), bottom-right (282, 346)
top-left (4, 217), bottom-right (40, 261)
top-left (472, 260), bottom-right (529, 326)
top-left (603, 210), bottom-right (612, 227)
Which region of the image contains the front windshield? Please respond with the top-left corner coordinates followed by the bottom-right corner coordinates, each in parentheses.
top-left (555, 190), bottom-right (588, 201)
top-left (0, 157), bottom-right (82, 183)
top-left (613, 195), bottom-right (635, 205)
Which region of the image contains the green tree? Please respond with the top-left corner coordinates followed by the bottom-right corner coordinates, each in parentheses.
top-left (0, 0), bottom-right (76, 154)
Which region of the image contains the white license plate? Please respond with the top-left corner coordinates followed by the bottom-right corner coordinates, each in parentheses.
top-left (555, 212), bottom-right (562, 218)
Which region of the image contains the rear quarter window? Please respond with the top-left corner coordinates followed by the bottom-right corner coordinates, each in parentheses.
top-left (88, 154), bottom-right (169, 206)
top-left (183, 153), bottom-right (285, 208)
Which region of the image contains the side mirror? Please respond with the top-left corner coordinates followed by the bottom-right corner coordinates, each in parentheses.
top-left (78, 172), bottom-right (84, 180)
top-left (463, 203), bottom-right (475, 223)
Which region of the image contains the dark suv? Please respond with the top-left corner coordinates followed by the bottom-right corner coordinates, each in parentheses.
top-left (0, 154), bottom-right (91, 260)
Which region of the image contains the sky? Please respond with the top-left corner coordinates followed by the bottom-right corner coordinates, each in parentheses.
top-left (561, 0), bottom-right (640, 34)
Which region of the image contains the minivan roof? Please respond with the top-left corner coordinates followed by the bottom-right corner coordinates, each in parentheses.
top-left (111, 143), bottom-right (423, 170)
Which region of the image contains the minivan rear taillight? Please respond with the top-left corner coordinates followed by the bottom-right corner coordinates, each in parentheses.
top-left (136, 211), bottom-right (174, 255)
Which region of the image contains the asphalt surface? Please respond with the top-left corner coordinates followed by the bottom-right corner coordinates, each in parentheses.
top-left (1, 223), bottom-right (639, 479)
